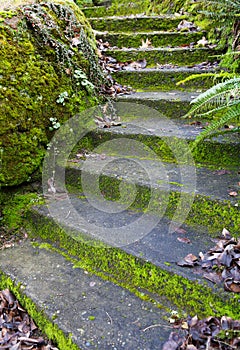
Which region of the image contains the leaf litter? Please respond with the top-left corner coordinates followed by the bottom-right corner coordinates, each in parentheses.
top-left (0, 289), bottom-right (58, 349)
top-left (163, 314), bottom-right (240, 349)
top-left (178, 228), bottom-right (240, 293)
top-left (162, 229), bottom-right (240, 348)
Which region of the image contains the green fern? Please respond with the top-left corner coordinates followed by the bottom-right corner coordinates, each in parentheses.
top-left (176, 72), bottom-right (236, 87)
top-left (183, 77), bottom-right (240, 149)
top-left (184, 77), bottom-right (240, 118)
top-left (190, 105), bottom-right (240, 150)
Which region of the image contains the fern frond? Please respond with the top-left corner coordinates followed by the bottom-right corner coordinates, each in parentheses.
top-left (183, 77), bottom-right (240, 118)
top-left (191, 104), bottom-right (240, 150)
top-left (205, 0), bottom-right (240, 12)
top-left (176, 72), bottom-right (235, 87)
top-left (176, 73), bottom-right (216, 86)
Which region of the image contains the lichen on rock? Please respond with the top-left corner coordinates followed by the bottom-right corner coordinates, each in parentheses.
top-left (0, 0), bottom-right (107, 187)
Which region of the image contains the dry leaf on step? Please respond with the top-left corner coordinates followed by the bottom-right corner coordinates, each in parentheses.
top-left (197, 36), bottom-right (208, 47)
top-left (140, 38), bottom-right (152, 48)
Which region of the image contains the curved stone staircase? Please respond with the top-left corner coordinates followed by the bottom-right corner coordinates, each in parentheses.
top-left (1, 2), bottom-right (239, 349)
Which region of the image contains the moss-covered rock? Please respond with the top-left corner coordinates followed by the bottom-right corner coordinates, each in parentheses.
top-left (0, 0), bottom-right (107, 187)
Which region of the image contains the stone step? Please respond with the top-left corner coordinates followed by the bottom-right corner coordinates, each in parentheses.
top-left (70, 112), bottom-right (240, 169)
top-left (89, 15), bottom-right (186, 32)
top-left (111, 67), bottom-right (217, 91)
top-left (81, 2), bottom-right (147, 18)
top-left (0, 241), bottom-right (172, 349)
top-left (81, 5), bottom-right (108, 18)
top-left (15, 197), bottom-right (240, 324)
top-left (96, 30), bottom-right (205, 49)
top-left (116, 91), bottom-right (199, 118)
top-left (103, 47), bottom-right (218, 67)
top-left (64, 148), bottom-right (239, 235)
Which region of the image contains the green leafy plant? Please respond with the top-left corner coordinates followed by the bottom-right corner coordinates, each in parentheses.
top-left (49, 117), bottom-right (61, 131)
top-left (73, 69), bottom-right (95, 93)
top-left (184, 77), bottom-right (240, 149)
top-left (56, 91), bottom-right (69, 105)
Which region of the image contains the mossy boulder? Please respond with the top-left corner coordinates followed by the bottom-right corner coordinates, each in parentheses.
top-left (0, 0), bottom-right (107, 187)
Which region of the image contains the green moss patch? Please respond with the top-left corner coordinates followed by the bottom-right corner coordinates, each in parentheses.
top-left (0, 1), bottom-right (106, 187)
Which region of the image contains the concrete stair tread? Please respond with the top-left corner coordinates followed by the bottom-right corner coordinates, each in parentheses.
top-left (111, 67), bottom-right (218, 91)
top-left (104, 47), bottom-right (215, 53)
top-left (67, 154), bottom-right (239, 203)
top-left (95, 30), bottom-right (205, 48)
top-left (103, 46), bottom-right (218, 66)
top-left (117, 90), bottom-right (199, 102)
top-left (114, 66), bottom-right (216, 73)
top-left (0, 241), bottom-right (172, 349)
top-left (89, 15), bottom-right (185, 32)
top-left (89, 14), bottom-right (183, 20)
top-left (95, 30), bottom-right (202, 35)
top-left (116, 91), bottom-right (199, 117)
top-left (95, 117), bottom-right (239, 143)
top-left (33, 196), bottom-right (216, 266)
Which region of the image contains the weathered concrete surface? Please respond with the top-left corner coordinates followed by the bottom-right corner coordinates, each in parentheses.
top-left (96, 116), bottom-right (239, 143)
top-left (66, 156), bottom-right (239, 203)
top-left (118, 91), bottom-right (199, 103)
top-left (117, 91), bottom-right (199, 117)
top-left (0, 241), bottom-right (171, 349)
top-left (34, 195), bottom-right (215, 270)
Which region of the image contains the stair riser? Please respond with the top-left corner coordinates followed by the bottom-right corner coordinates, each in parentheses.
top-left (65, 166), bottom-right (239, 235)
top-left (116, 97), bottom-right (191, 118)
top-left (104, 48), bottom-right (218, 66)
top-left (81, 3), bottom-right (146, 17)
top-left (111, 70), bottom-right (215, 91)
top-left (97, 31), bottom-right (204, 48)
top-left (89, 16), bottom-right (184, 32)
top-left (71, 129), bottom-right (239, 170)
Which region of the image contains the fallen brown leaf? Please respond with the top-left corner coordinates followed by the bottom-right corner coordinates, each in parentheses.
top-left (177, 237), bottom-right (191, 244)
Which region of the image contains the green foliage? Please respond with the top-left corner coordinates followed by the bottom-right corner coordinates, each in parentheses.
top-left (184, 77), bottom-right (240, 148)
top-left (196, 1), bottom-right (240, 71)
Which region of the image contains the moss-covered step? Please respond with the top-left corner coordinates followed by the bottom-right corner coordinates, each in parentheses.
top-left (64, 152), bottom-right (239, 234)
top-left (0, 240), bottom-right (173, 349)
top-left (21, 198), bottom-right (240, 321)
top-left (111, 67), bottom-right (217, 91)
top-left (69, 115), bottom-right (240, 169)
top-left (96, 30), bottom-right (205, 49)
top-left (103, 47), bottom-right (219, 67)
top-left (89, 15), bottom-right (186, 32)
top-left (117, 91), bottom-right (199, 118)
top-left (81, 5), bottom-right (107, 17)
top-left (80, 1), bottom-right (148, 17)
